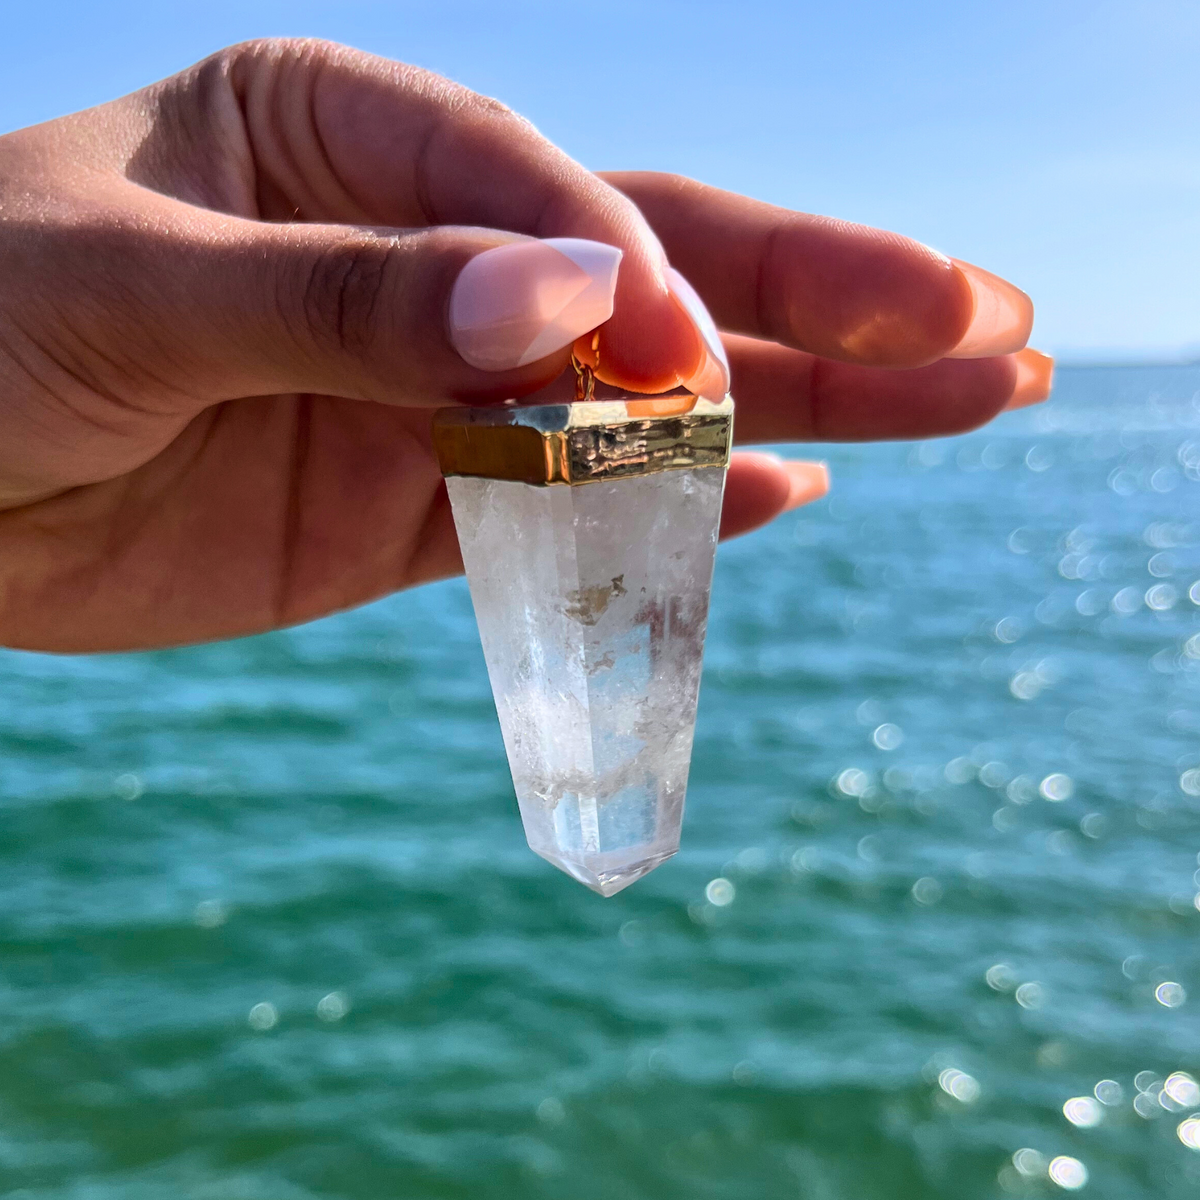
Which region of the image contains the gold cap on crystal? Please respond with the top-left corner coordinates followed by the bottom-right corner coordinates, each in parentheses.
top-left (432, 395), bottom-right (733, 487)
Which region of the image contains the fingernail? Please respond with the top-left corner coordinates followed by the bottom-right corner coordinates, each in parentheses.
top-left (666, 266), bottom-right (730, 400)
top-left (782, 460), bottom-right (830, 510)
top-left (945, 259), bottom-right (1034, 359)
top-left (1004, 347), bottom-right (1055, 410)
top-left (448, 238), bottom-right (622, 371)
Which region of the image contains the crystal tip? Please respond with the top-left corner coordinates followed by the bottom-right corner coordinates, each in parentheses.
top-left (534, 848), bottom-right (678, 897)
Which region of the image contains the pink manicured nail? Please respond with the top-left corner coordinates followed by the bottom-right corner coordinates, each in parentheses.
top-left (782, 460), bottom-right (830, 510)
top-left (449, 238), bottom-right (622, 371)
top-left (666, 267), bottom-right (730, 400)
top-left (945, 259), bottom-right (1034, 359)
top-left (1004, 347), bottom-right (1055, 410)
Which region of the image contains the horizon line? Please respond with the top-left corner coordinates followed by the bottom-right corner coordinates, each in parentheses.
top-left (1055, 355), bottom-right (1200, 370)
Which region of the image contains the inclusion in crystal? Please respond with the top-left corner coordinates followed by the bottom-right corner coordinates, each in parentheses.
top-left (447, 466), bottom-right (725, 895)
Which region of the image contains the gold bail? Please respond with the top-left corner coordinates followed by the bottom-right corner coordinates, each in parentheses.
top-left (571, 331), bottom-right (601, 402)
top-left (571, 355), bottom-right (595, 402)
top-left (432, 395), bottom-right (733, 487)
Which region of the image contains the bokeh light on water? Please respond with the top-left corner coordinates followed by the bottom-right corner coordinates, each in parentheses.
top-left (3, 366), bottom-right (1200, 1196)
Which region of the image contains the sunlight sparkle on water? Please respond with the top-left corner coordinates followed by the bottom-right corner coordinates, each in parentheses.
top-left (1112, 586), bottom-right (1143, 614)
top-left (979, 761), bottom-right (1010, 788)
top-left (248, 1002), bottom-right (278, 1031)
top-left (945, 757), bottom-right (976, 785)
top-left (1146, 583), bottom-right (1178, 610)
top-left (1012, 1148), bottom-right (1047, 1179)
top-left (1155, 981), bottom-right (1187, 1008)
top-left (986, 963), bottom-right (1018, 992)
top-left (1063, 1096), bottom-right (1103, 1128)
top-left (1007, 776), bottom-right (1037, 804)
top-left (937, 1068), bottom-right (980, 1103)
top-left (835, 768), bottom-right (870, 797)
top-left (872, 723), bottom-right (904, 750)
top-left (1163, 1072), bottom-right (1200, 1108)
top-left (317, 991), bottom-right (350, 1022)
top-left (1048, 1156), bottom-right (1088, 1190)
top-left (113, 772), bottom-right (143, 801)
top-left (1178, 1117), bottom-right (1200, 1150)
top-left (1039, 774), bottom-right (1073, 802)
top-left (1015, 982), bottom-right (1046, 1009)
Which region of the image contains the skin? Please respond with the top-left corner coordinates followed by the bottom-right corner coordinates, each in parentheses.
top-left (0, 39), bottom-right (1025, 654)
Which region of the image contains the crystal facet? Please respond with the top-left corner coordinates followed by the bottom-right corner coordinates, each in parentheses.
top-left (440, 400), bottom-right (729, 896)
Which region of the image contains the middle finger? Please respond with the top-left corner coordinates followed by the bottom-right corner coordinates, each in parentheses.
top-left (727, 335), bottom-right (1052, 444)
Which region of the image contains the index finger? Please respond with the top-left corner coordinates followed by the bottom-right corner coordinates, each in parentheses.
top-left (601, 171), bottom-right (1033, 369)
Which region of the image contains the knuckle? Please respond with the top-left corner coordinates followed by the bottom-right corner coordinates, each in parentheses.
top-left (465, 92), bottom-right (525, 125)
top-left (207, 38), bottom-right (364, 102)
top-left (450, 86), bottom-right (544, 145)
top-left (297, 238), bottom-right (397, 357)
top-left (437, 94), bottom-right (542, 166)
top-left (217, 36), bottom-right (348, 71)
top-left (651, 172), bottom-right (702, 196)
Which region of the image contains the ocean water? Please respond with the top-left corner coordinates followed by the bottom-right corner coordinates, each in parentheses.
top-left (3, 365), bottom-right (1200, 1199)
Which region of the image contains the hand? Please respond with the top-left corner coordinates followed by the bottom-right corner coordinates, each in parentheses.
top-left (0, 39), bottom-right (1050, 653)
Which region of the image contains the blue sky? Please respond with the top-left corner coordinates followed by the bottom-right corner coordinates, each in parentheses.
top-left (2, 0), bottom-right (1196, 360)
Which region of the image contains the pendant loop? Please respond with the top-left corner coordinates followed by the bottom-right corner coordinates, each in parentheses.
top-left (571, 332), bottom-right (601, 402)
top-left (571, 354), bottom-right (595, 402)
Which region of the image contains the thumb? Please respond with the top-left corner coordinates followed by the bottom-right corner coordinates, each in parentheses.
top-left (66, 191), bottom-right (640, 411)
top-left (65, 188), bottom-right (706, 410)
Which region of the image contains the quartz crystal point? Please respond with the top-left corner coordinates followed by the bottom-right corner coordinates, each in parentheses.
top-left (433, 397), bottom-right (733, 896)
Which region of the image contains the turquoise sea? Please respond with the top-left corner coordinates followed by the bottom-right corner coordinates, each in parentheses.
top-left (4, 365), bottom-right (1200, 1199)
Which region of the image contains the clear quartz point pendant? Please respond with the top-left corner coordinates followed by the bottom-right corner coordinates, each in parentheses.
top-left (433, 392), bottom-right (733, 896)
